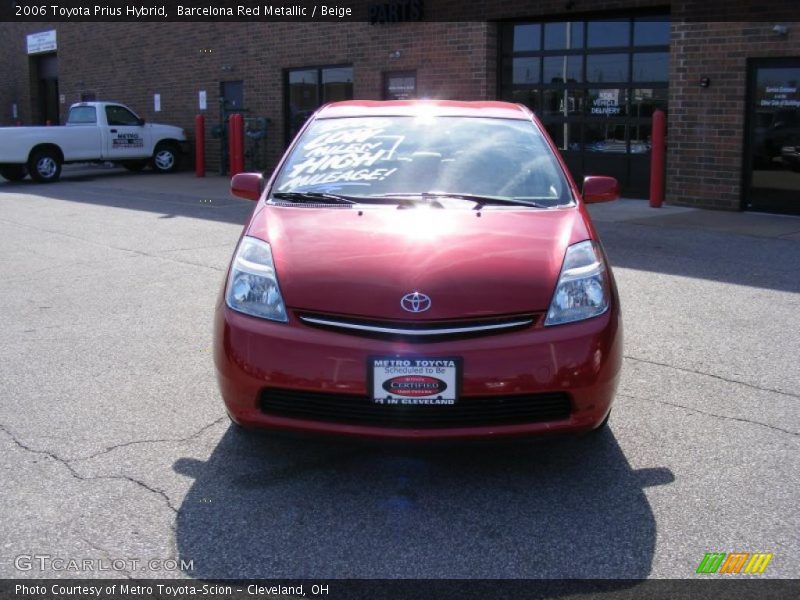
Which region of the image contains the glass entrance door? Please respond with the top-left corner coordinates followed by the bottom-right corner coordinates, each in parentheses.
top-left (744, 60), bottom-right (800, 214)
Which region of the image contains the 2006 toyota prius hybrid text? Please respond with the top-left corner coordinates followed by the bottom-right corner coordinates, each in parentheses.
top-left (214, 100), bottom-right (623, 439)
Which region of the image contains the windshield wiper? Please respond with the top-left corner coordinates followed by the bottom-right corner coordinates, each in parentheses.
top-left (376, 192), bottom-right (554, 209)
top-left (271, 191), bottom-right (359, 205)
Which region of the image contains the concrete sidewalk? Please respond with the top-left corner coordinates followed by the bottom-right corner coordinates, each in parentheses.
top-left (588, 198), bottom-right (800, 241)
top-left (8, 164), bottom-right (800, 241)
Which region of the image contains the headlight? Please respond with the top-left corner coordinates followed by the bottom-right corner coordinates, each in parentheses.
top-left (544, 240), bottom-right (609, 326)
top-left (225, 237), bottom-right (288, 322)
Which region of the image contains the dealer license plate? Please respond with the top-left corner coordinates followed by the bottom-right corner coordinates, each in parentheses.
top-left (370, 357), bottom-right (461, 405)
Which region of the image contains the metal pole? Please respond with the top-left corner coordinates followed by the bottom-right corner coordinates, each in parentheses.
top-left (649, 109), bottom-right (666, 208)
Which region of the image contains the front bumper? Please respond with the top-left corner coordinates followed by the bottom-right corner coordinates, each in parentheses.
top-left (213, 304), bottom-right (622, 440)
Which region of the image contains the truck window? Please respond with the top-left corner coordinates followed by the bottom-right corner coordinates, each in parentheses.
top-left (67, 106), bottom-right (97, 125)
top-left (105, 105), bottom-right (140, 126)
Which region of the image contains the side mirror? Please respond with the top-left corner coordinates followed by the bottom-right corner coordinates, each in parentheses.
top-left (137, 118), bottom-right (146, 126)
top-left (231, 172), bottom-right (264, 201)
top-left (582, 176), bottom-right (620, 204)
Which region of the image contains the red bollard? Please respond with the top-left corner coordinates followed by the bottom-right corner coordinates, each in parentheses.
top-left (195, 114), bottom-right (205, 178)
top-left (230, 114), bottom-right (238, 176)
top-left (649, 109), bottom-right (666, 208)
top-left (228, 114), bottom-right (238, 176)
top-left (229, 113), bottom-right (245, 176)
top-left (235, 114), bottom-right (245, 174)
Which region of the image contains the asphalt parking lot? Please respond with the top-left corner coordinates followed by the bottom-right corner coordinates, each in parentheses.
top-left (0, 167), bottom-right (798, 580)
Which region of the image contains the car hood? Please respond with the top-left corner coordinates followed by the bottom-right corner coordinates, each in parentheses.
top-left (247, 204), bottom-right (593, 320)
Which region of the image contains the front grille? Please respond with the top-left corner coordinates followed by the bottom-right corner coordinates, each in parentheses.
top-left (297, 312), bottom-right (538, 342)
top-left (259, 388), bottom-right (571, 429)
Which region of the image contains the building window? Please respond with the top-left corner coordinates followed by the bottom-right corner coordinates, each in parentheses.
top-left (322, 67), bottom-right (353, 102)
top-left (544, 22), bottom-right (583, 50)
top-left (633, 17), bottom-right (670, 46)
top-left (543, 55), bottom-right (582, 83)
top-left (512, 24), bottom-right (541, 52)
top-left (632, 52), bottom-right (669, 82)
top-left (499, 15), bottom-right (669, 196)
top-left (512, 57), bottom-right (540, 84)
top-left (285, 65), bottom-right (353, 143)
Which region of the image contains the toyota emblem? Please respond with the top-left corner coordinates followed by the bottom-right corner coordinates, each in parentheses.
top-left (401, 292), bottom-right (432, 313)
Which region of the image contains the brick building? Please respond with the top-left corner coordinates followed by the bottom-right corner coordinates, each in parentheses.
top-left (1, 0), bottom-right (799, 214)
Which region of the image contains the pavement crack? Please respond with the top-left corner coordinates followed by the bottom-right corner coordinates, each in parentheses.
top-left (74, 416), bottom-right (227, 462)
top-left (0, 423), bottom-right (179, 514)
top-left (624, 355), bottom-right (799, 399)
top-left (114, 475), bottom-right (179, 514)
top-left (618, 393), bottom-right (799, 437)
top-left (0, 422), bottom-right (87, 480)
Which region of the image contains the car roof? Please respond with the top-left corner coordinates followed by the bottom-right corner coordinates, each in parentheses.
top-left (315, 100), bottom-right (533, 120)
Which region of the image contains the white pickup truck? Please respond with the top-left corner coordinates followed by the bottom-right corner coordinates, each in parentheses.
top-left (0, 102), bottom-right (187, 183)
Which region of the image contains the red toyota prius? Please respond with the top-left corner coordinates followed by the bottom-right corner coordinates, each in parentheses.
top-left (214, 100), bottom-right (622, 439)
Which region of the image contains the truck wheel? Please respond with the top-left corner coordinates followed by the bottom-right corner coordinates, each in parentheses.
top-left (122, 159), bottom-right (148, 172)
top-left (28, 149), bottom-right (62, 183)
top-left (0, 165), bottom-right (27, 182)
top-left (152, 143), bottom-right (179, 174)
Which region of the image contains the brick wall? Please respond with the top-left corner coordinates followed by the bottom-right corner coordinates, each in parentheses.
top-left (666, 20), bottom-right (800, 209)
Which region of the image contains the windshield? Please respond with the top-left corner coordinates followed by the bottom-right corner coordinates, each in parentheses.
top-left (271, 116), bottom-right (574, 207)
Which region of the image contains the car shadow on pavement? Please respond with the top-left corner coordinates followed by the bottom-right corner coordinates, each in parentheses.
top-left (595, 222), bottom-right (800, 293)
top-left (172, 426), bottom-right (673, 579)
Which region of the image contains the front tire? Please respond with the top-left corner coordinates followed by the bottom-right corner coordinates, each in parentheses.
top-left (152, 143), bottom-right (179, 174)
top-left (28, 150), bottom-right (62, 183)
top-left (0, 165), bottom-right (27, 182)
